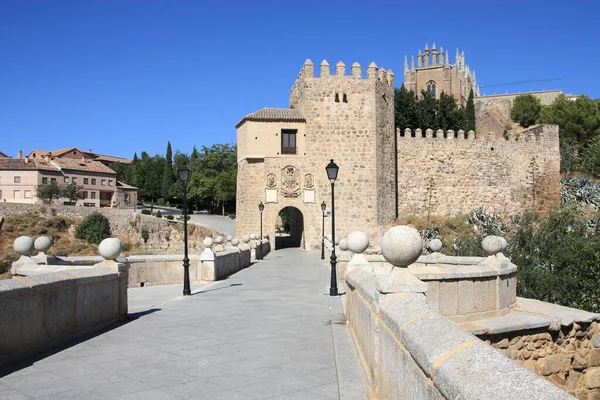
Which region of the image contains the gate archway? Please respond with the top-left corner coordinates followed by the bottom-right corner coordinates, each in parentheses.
top-left (275, 206), bottom-right (304, 250)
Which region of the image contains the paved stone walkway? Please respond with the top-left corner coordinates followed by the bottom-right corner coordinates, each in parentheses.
top-left (0, 249), bottom-right (366, 399)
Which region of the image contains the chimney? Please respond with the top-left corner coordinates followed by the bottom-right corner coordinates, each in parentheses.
top-left (81, 156), bottom-right (85, 163)
top-left (24, 156), bottom-right (29, 164)
top-left (18, 150), bottom-right (22, 159)
top-left (44, 154), bottom-right (50, 162)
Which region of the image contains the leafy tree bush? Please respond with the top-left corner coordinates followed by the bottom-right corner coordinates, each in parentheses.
top-left (155, 211), bottom-right (163, 218)
top-left (74, 212), bottom-right (111, 244)
top-left (581, 136), bottom-right (600, 177)
top-left (511, 94), bottom-right (542, 128)
top-left (506, 207), bottom-right (600, 313)
top-left (141, 209), bottom-right (151, 215)
top-left (561, 177), bottom-right (600, 211)
top-left (157, 198), bottom-right (165, 206)
top-left (35, 181), bottom-right (62, 204)
top-left (61, 182), bottom-right (85, 204)
top-left (464, 89), bottom-right (476, 132)
top-left (540, 95), bottom-right (600, 148)
top-left (166, 215), bottom-right (174, 220)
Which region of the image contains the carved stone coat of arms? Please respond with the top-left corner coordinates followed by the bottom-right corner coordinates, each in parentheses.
top-left (281, 166), bottom-right (301, 198)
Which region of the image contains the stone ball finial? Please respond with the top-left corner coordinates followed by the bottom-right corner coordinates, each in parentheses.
top-left (226, 235), bottom-right (233, 242)
top-left (428, 238), bottom-right (443, 252)
top-left (214, 236), bottom-right (223, 244)
top-left (34, 236), bottom-right (53, 253)
top-left (347, 231), bottom-right (369, 254)
top-left (250, 233), bottom-right (257, 240)
top-left (243, 235), bottom-right (250, 243)
top-left (381, 226), bottom-right (422, 267)
top-left (499, 237), bottom-right (508, 251)
top-left (326, 233), bottom-right (332, 242)
top-left (334, 237), bottom-right (340, 245)
top-left (339, 239), bottom-right (348, 251)
top-left (14, 236), bottom-right (34, 256)
top-left (203, 237), bottom-right (214, 248)
top-left (231, 238), bottom-right (240, 246)
top-left (98, 238), bottom-right (122, 260)
top-left (482, 235), bottom-right (503, 256)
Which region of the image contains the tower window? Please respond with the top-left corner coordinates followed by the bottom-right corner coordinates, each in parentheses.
top-left (281, 129), bottom-right (297, 154)
top-left (342, 93), bottom-right (348, 103)
top-left (426, 80), bottom-right (437, 97)
top-left (334, 93), bottom-right (340, 102)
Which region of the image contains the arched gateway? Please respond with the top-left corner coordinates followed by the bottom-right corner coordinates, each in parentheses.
top-left (275, 206), bottom-right (304, 250)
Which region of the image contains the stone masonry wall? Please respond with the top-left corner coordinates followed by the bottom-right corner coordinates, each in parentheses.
top-left (486, 322), bottom-right (600, 399)
top-left (0, 203), bottom-right (215, 254)
top-left (397, 124), bottom-right (561, 217)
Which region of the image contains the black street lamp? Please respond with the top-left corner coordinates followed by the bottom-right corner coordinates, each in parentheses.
top-left (321, 201), bottom-right (326, 260)
top-left (325, 159), bottom-right (339, 296)
top-left (178, 163), bottom-right (192, 296)
top-left (258, 202), bottom-right (265, 260)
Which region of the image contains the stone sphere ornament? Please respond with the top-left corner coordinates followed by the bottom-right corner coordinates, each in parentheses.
top-left (250, 233), bottom-right (257, 240)
top-left (34, 236), bottom-right (53, 253)
top-left (347, 231), bottom-right (369, 254)
top-left (203, 237), bottom-right (214, 248)
top-left (14, 236), bottom-right (34, 256)
top-left (214, 236), bottom-right (223, 244)
top-left (428, 238), bottom-right (443, 252)
top-left (243, 235), bottom-right (250, 243)
top-left (381, 226), bottom-right (422, 267)
top-left (98, 238), bottom-right (122, 260)
top-left (231, 238), bottom-right (240, 246)
top-left (334, 237), bottom-right (341, 245)
top-left (499, 237), bottom-right (508, 251)
top-left (226, 235), bottom-right (233, 242)
top-left (339, 239), bottom-right (348, 251)
top-left (482, 235), bottom-right (504, 255)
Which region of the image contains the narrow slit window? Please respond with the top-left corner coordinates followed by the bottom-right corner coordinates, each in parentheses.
top-left (343, 93), bottom-right (348, 103)
top-left (334, 93), bottom-right (340, 102)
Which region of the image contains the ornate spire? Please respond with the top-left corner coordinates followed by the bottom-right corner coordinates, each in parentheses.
top-left (404, 55), bottom-right (408, 73)
top-left (445, 51), bottom-right (449, 66)
top-left (432, 42), bottom-right (436, 50)
top-left (425, 43), bottom-right (429, 51)
top-left (411, 55), bottom-right (415, 71)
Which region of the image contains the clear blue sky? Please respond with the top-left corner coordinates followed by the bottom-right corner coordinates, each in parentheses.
top-left (1, 1), bottom-right (598, 159)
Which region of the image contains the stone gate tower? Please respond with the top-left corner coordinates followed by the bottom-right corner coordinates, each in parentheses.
top-left (235, 59), bottom-right (396, 250)
top-left (403, 43), bottom-right (479, 106)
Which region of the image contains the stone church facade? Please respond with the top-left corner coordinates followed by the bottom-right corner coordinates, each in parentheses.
top-left (235, 58), bottom-right (560, 250)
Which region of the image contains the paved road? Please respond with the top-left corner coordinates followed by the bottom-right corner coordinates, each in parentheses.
top-left (146, 206), bottom-right (235, 236)
top-left (0, 249), bottom-right (366, 399)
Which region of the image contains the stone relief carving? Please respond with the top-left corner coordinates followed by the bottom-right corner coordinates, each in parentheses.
top-left (281, 166), bottom-right (301, 198)
top-left (266, 173), bottom-right (276, 188)
top-left (304, 174), bottom-right (314, 189)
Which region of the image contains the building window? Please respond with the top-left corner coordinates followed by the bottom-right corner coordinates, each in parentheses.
top-left (343, 93), bottom-right (348, 103)
top-left (124, 194), bottom-right (130, 202)
top-left (24, 190), bottom-right (31, 198)
top-left (334, 93), bottom-right (340, 102)
top-left (91, 192), bottom-right (96, 199)
top-left (91, 178), bottom-right (96, 185)
top-left (281, 129), bottom-right (297, 155)
top-left (42, 177), bottom-right (48, 184)
top-left (84, 191), bottom-right (88, 199)
top-left (14, 176), bottom-right (21, 183)
top-left (101, 179), bottom-right (106, 186)
top-left (84, 178), bottom-right (89, 185)
top-left (51, 178), bottom-right (57, 183)
top-left (14, 190), bottom-right (20, 198)
top-left (108, 180), bottom-right (113, 186)
top-left (426, 80), bottom-right (437, 97)
top-left (72, 177), bottom-right (77, 184)
top-left (64, 177), bottom-right (69, 183)
top-left (0, 190), bottom-right (2, 199)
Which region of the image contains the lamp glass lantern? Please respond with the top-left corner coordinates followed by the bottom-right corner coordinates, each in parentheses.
top-left (321, 201), bottom-right (326, 212)
top-left (258, 202), bottom-right (265, 212)
top-left (178, 163), bottom-right (192, 183)
top-left (326, 159), bottom-right (339, 183)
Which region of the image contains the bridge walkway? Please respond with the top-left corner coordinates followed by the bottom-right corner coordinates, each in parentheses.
top-left (0, 248), bottom-right (366, 400)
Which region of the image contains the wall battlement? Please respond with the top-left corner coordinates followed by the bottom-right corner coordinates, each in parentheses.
top-left (397, 124), bottom-right (559, 142)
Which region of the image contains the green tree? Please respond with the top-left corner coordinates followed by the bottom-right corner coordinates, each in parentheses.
top-left (435, 92), bottom-right (464, 132)
top-left (61, 181), bottom-right (86, 204)
top-left (35, 181), bottom-right (62, 204)
top-left (540, 95), bottom-right (600, 148)
top-left (560, 140), bottom-right (578, 177)
top-left (464, 89), bottom-right (476, 132)
top-left (108, 162), bottom-right (128, 183)
top-left (581, 136), bottom-right (600, 177)
top-left (394, 85), bottom-right (418, 131)
top-left (417, 89), bottom-right (438, 131)
top-left (162, 141), bottom-right (174, 200)
top-left (75, 212), bottom-right (111, 244)
top-left (511, 94), bottom-right (542, 128)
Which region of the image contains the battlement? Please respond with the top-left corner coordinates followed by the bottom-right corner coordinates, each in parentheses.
top-left (397, 124), bottom-right (559, 142)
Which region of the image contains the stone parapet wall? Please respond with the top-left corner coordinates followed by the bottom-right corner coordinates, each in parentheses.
top-left (345, 265), bottom-right (573, 399)
top-left (0, 267), bottom-right (128, 367)
top-left (0, 202), bottom-right (216, 254)
top-left (397, 124), bottom-right (560, 216)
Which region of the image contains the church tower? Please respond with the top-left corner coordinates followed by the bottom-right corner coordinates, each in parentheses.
top-left (403, 43), bottom-right (479, 106)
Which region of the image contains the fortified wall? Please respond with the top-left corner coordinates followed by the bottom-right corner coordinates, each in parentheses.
top-left (397, 124), bottom-right (561, 216)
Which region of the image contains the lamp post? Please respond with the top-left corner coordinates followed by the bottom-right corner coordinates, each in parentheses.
top-left (325, 159), bottom-right (339, 296)
top-left (258, 202), bottom-right (264, 260)
top-left (178, 163), bottom-right (192, 296)
top-left (321, 201), bottom-right (326, 260)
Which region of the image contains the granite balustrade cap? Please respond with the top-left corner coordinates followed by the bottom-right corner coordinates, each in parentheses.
top-left (250, 233), bottom-right (257, 240)
top-left (339, 239), bottom-right (348, 251)
top-left (428, 238), bottom-right (442, 252)
top-left (99, 237), bottom-right (122, 260)
top-left (482, 235), bottom-right (504, 255)
top-left (243, 235), bottom-right (250, 243)
top-left (347, 231), bottom-right (369, 254)
top-left (203, 237), bottom-right (214, 248)
top-left (214, 236), bottom-right (223, 244)
top-left (381, 225), bottom-right (422, 267)
top-left (14, 236), bottom-right (34, 256)
top-left (231, 238), bottom-right (240, 246)
top-left (226, 235), bottom-right (233, 242)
